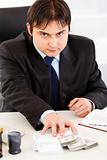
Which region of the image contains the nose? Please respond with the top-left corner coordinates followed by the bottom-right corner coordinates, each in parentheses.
top-left (48, 37), bottom-right (58, 48)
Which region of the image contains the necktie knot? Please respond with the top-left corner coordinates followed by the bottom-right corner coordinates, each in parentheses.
top-left (44, 56), bottom-right (54, 66)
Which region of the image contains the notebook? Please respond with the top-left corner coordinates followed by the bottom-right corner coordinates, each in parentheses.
top-left (79, 108), bottom-right (107, 132)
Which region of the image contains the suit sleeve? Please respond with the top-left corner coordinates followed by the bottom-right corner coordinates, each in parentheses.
top-left (83, 40), bottom-right (107, 109)
top-left (0, 43), bottom-right (51, 128)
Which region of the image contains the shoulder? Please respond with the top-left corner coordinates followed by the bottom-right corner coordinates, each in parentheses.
top-left (0, 32), bottom-right (31, 58)
top-left (0, 32), bottom-right (27, 51)
top-left (68, 34), bottom-right (95, 55)
top-left (68, 34), bottom-right (95, 49)
top-left (68, 34), bottom-right (93, 42)
top-left (66, 34), bottom-right (95, 61)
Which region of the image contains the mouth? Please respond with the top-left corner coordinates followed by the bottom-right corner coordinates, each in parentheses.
top-left (47, 48), bottom-right (58, 52)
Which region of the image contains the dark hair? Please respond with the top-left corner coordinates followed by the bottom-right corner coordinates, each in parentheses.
top-left (27, 0), bottom-right (71, 33)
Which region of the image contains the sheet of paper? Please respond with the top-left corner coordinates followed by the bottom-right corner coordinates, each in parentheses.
top-left (34, 134), bottom-right (63, 154)
top-left (79, 109), bottom-right (107, 132)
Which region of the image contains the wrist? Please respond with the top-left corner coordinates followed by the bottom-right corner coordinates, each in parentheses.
top-left (40, 110), bottom-right (56, 123)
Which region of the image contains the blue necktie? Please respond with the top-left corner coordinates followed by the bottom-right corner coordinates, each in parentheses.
top-left (44, 56), bottom-right (59, 110)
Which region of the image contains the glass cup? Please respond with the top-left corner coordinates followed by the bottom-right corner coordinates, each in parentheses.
top-left (8, 131), bottom-right (21, 154)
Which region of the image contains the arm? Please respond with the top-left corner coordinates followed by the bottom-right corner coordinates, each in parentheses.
top-left (83, 40), bottom-right (107, 108)
top-left (68, 39), bottom-right (107, 117)
top-left (0, 42), bottom-right (77, 135)
top-left (0, 43), bottom-right (51, 128)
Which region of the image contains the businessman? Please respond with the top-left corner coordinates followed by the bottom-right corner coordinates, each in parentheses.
top-left (0, 0), bottom-right (107, 136)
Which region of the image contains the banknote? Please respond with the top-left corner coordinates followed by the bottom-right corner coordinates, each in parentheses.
top-left (83, 138), bottom-right (98, 149)
top-left (67, 136), bottom-right (87, 151)
top-left (33, 131), bottom-right (98, 152)
top-left (67, 137), bottom-right (98, 151)
top-left (57, 130), bottom-right (77, 147)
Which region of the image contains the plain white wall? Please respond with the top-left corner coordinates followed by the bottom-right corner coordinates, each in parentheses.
top-left (66, 0), bottom-right (107, 84)
top-left (0, 0), bottom-right (107, 84)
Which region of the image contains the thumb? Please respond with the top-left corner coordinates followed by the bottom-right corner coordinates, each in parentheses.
top-left (68, 98), bottom-right (79, 107)
top-left (41, 124), bottom-right (49, 135)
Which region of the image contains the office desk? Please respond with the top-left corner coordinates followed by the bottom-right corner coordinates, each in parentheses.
top-left (0, 111), bottom-right (107, 160)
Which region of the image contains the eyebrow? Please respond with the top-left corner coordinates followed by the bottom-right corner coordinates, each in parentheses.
top-left (38, 29), bottom-right (66, 35)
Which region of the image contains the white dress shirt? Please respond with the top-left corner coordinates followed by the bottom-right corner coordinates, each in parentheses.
top-left (33, 41), bottom-right (95, 123)
top-left (33, 41), bottom-right (59, 122)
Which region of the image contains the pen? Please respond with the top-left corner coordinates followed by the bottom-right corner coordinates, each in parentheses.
top-left (78, 123), bottom-right (107, 132)
top-left (88, 123), bottom-right (107, 127)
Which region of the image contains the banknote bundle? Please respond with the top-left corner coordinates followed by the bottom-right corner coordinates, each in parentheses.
top-left (34, 130), bottom-right (98, 153)
top-left (58, 131), bottom-right (98, 151)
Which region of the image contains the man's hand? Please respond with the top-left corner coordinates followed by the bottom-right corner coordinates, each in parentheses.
top-left (68, 98), bottom-right (92, 118)
top-left (41, 112), bottom-right (77, 136)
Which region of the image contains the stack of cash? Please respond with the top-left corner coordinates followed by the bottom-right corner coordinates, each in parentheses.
top-left (34, 130), bottom-right (98, 153)
top-left (58, 131), bottom-right (98, 151)
top-left (57, 130), bottom-right (77, 147)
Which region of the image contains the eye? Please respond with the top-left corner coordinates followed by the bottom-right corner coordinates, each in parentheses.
top-left (40, 32), bottom-right (48, 38)
top-left (57, 31), bottom-right (64, 37)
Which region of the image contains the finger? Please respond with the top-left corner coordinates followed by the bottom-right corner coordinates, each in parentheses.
top-left (74, 104), bottom-right (85, 113)
top-left (68, 98), bottom-right (79, 108)
top-left (78, 108), bottom-right (90, 117)
top-left (58, 120), bottom-right (65, 136)
top-left (51, 122), bottom-right (57, 137)
top-left (71, 102), bottom-right (83, 111)
top-left (78, 111), bottom-right (89, 118)
top-left (69, 101), bottom-right (83, 112)
top-left (75, 106), bottom-right (89, 117)
top-left (65, 121), bottom-right (78, 135)
top-left (41, 124), bottom-right (50, 135)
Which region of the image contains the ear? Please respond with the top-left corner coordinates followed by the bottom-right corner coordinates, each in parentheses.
top-left (26, 22), bottom-right (32, 36)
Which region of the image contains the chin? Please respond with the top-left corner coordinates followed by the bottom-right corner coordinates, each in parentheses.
top-left (46, 51), bottom-right (60, 57)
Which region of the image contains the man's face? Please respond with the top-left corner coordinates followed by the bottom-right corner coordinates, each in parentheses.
top-left (28, 21), bottom-right (69, 57)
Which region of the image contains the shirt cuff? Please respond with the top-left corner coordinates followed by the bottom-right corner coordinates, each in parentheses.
top-left (40, 110), bottom-right (56, 123)
top-left (87, 98), bottom-right (95, 111)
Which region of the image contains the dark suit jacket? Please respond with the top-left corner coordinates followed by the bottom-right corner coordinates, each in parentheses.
top-left (0, 32), bottom-right (107, 128)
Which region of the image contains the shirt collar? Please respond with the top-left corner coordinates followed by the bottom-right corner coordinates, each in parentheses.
top-left (33, 40), bottom-right (60, 61)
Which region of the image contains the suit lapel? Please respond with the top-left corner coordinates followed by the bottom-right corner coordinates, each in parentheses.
top-left (27, 36), bottom-right (51, 103)
top-left (59, 45), bottom-right (75, 109)
top-left (26, 34), bottom-right (76, 108)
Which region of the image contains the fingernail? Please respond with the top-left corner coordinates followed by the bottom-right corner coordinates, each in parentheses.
top-left (52, 133), bottom-right (57, 137)
top-left (74, 130), bottom-right (78, 135)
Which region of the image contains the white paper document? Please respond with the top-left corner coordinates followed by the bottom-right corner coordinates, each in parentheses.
top-left (79, 108), bottom-right (107, 132)
top-left (34, 133), bottom-right (63, 154)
